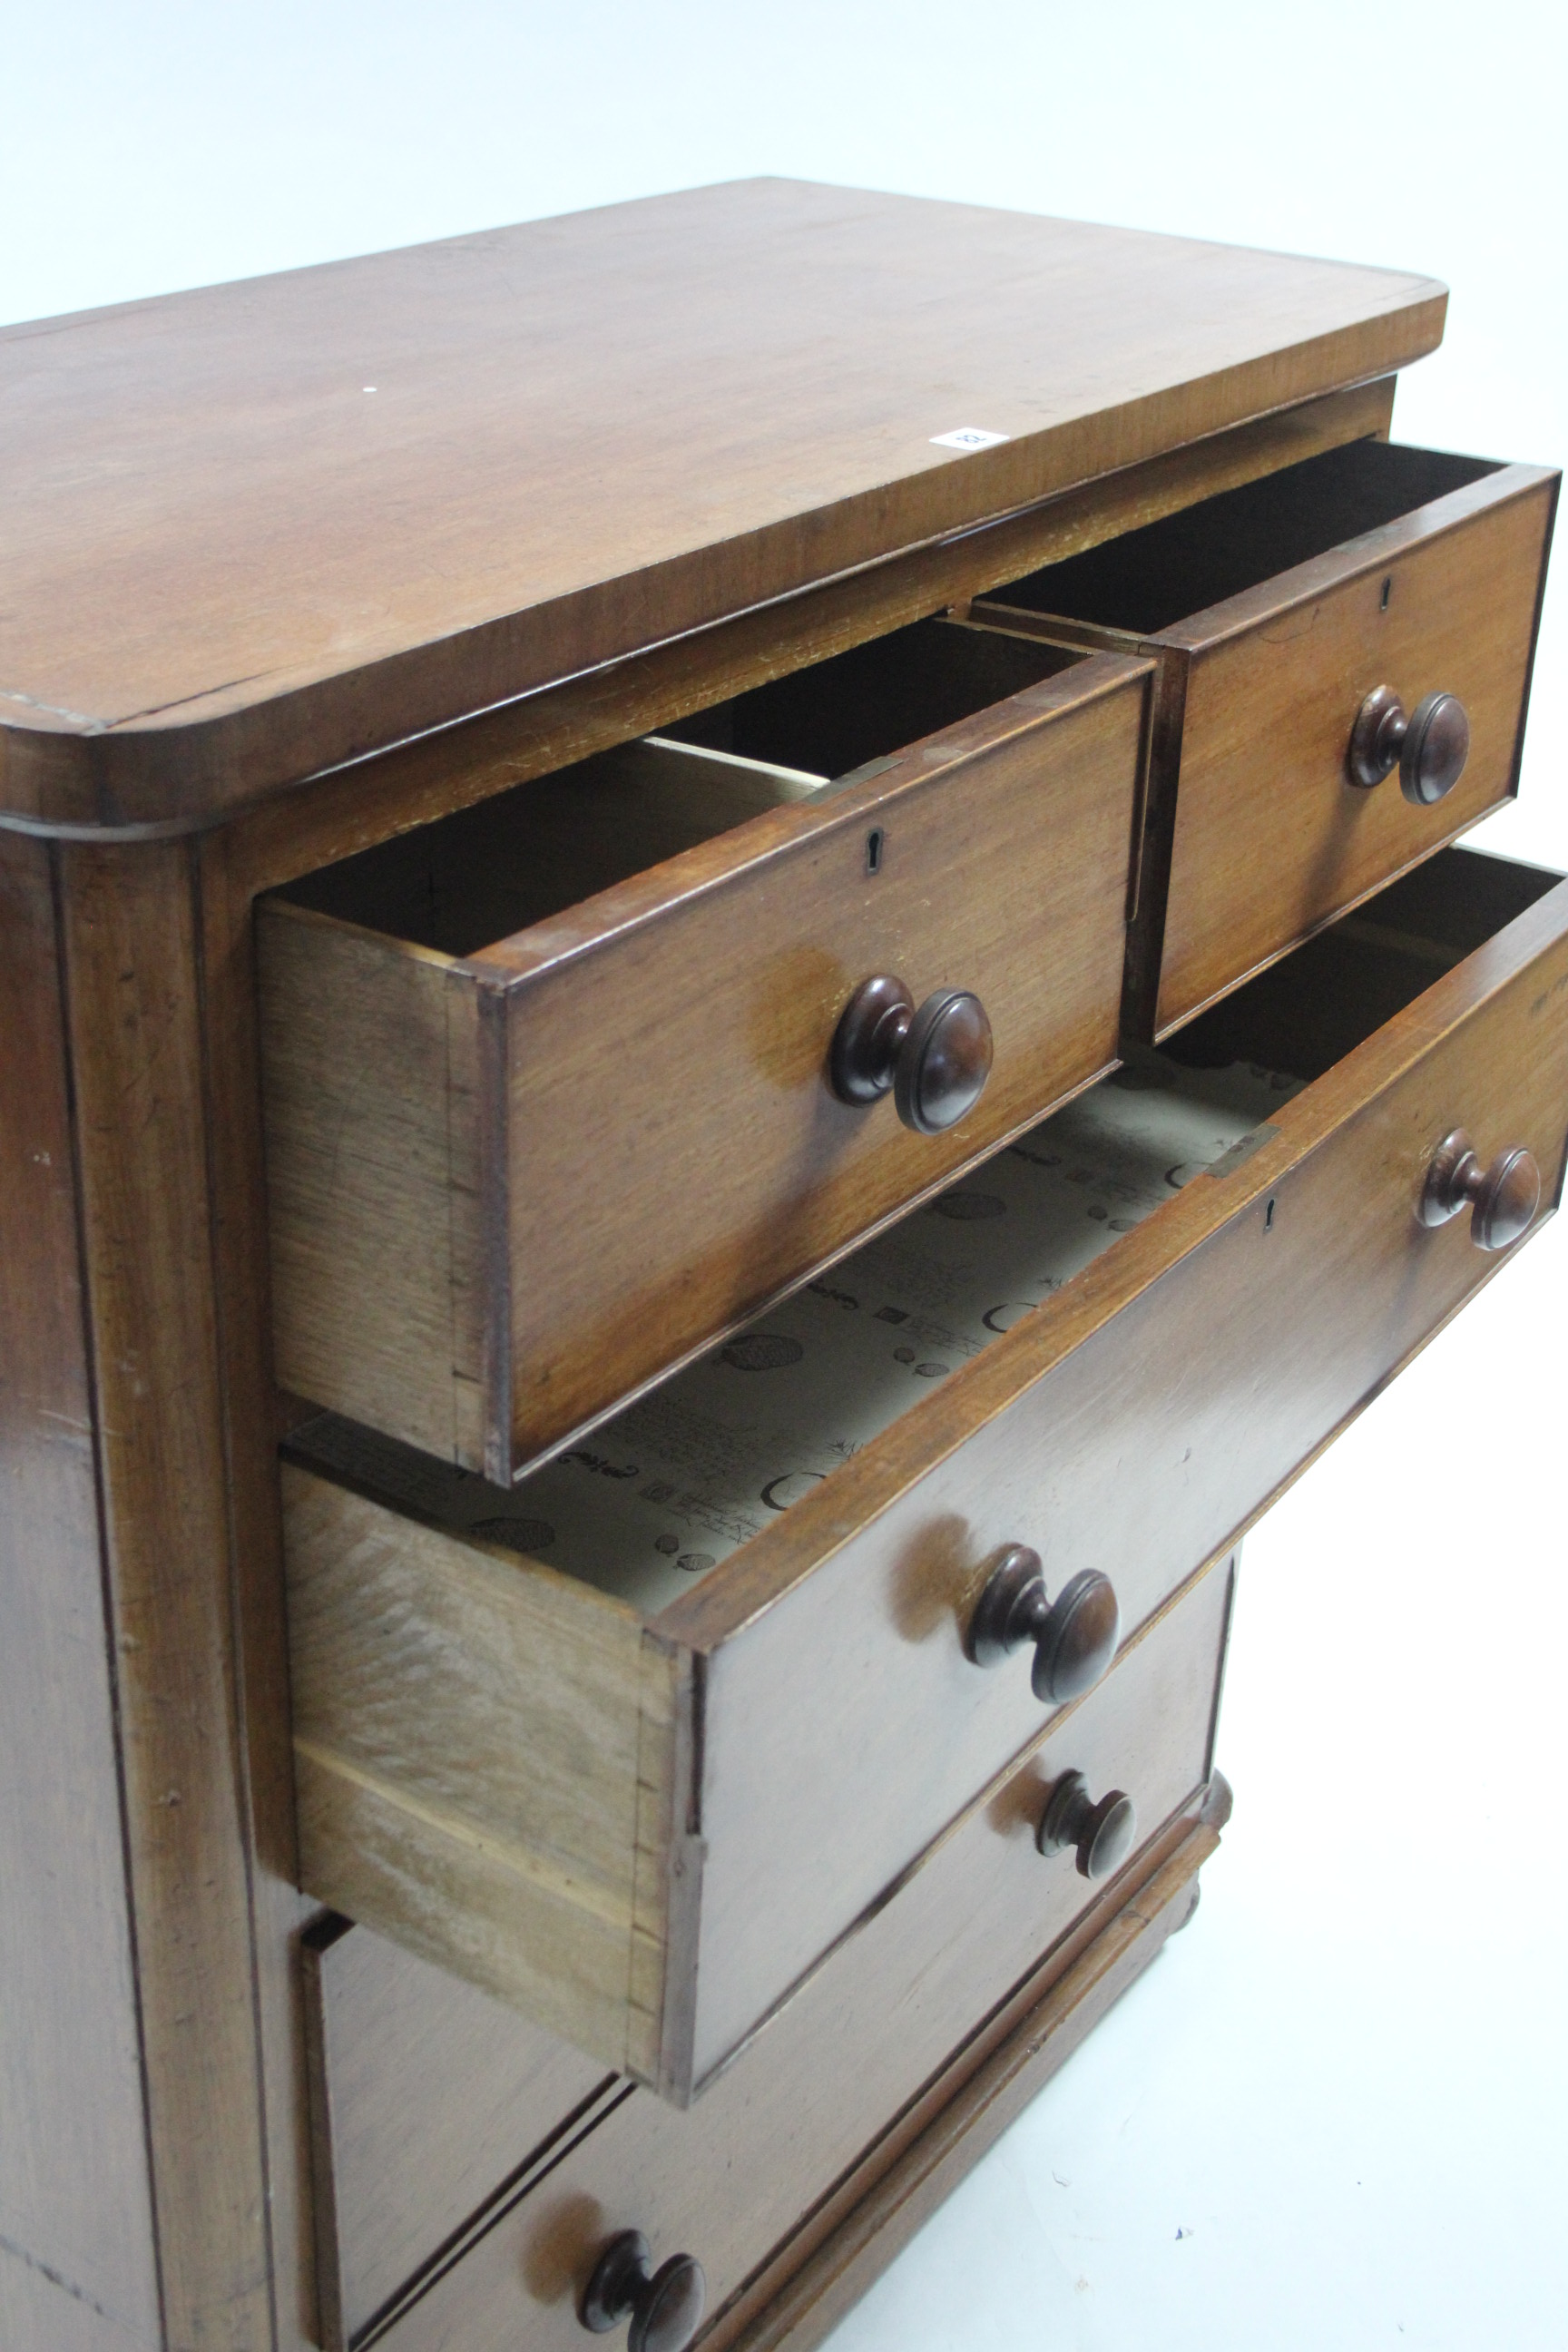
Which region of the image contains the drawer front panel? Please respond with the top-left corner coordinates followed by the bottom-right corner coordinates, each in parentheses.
top-left (376, 1560), bottom-right (1232, 2352)
top-left (681, 870), bottom-right (1568, 2080)
top-left (305, 1921), bottom-right (614, 2346)
top-left (1156, 469), bottom-right (1555, 1032)
top-left (495, 666), bottom-right (1146, 1468)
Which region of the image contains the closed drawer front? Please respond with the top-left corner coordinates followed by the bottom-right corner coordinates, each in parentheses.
top-left (282, 846), bottom-right (1568, 2105)
top-left (303, 1923), bottom-right (616, 2349)
top-left (369, 1558), bottom-right (1232, 2352)
top-left (258, 621), bottom-right (1151, 1481)
top-left (970, 438), bottom-right (1558, 1034)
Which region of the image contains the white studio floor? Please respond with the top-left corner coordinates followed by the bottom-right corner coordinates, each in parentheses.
top-left (823, 1106), bottom-right (1568, 2352)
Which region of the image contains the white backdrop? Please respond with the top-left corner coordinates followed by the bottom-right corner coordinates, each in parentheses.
top-left (7, 7), bottom-right (1563, 2346)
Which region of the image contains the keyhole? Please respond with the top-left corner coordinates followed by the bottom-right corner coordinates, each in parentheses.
top-left (1265, 1197), bottom-right (1277, 1232)
top-left (866, 828), bottom-right (885, 876)
top-left (1380, 576), bottom-right (1392, 612)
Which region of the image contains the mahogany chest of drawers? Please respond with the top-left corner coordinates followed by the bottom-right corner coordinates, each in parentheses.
top-left (0, 179), bottom-right (1558, 2352)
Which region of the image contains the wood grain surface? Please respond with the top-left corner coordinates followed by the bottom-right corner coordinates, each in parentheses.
top-left (713, 1808), bottom-right (1222, 2352)
top-left (284, 1460), bottom-right (688, 2087)
top-left (10, 178), bottom-right (1546, 2352)
top-left (260, 646), bottom-right (1150, 1478)
top-left (169, 373), bottom-right (1393, 2352)
top-left (368, 1559), bottom-right (1232, 2351)
top-left (0, 835), bottom-right (162, 2352)
top-left (974, 443), bottom-right (1559, 1038)
top-left (1154, 464), bottom-right (1556, 1032)
top-left (57, 841), bottom-right (275, 2349)
top-left (260, 907), bottom-right (488, 1469)
top-left (197, 806), bottom-right (407, 2352)
top-left (302, 1919), bottom-right (616, 2347)
top-left (216, 379), bottom-right (1394, 907)
top-left (492, 647), bottom-right (1148, 1474)
top-left (280, 850), bottom-right (1568, 2107)
top-left (0, 181), bottom-right (1443, 828)
top-left (671, 851), bottom-right (1568, 2080)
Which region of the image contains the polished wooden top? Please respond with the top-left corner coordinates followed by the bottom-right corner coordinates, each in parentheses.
top-left (0, 178), bottom-right (1446, 832)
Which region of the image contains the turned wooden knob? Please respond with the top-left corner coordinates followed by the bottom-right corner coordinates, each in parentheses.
top-left (830, 974), bottom-right (993, 1133)
top-left (965, 1547), bottom-right (1121, 1703)
top-left (1417, 1128), bottom-right (1540, 1251)
top-left (581, 2232), bottom-right (706, 2352)
top-left (1348, 684), bottom-right (1470, 804)
top-left (1036, 1769), bottom-right (1137, 1880)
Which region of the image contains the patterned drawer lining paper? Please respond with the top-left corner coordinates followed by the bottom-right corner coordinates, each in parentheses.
top-left (299, 1054), bottom-right (1299, 1612)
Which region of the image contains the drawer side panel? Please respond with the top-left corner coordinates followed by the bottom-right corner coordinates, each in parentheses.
top-left (283, 1463), bottom-right (677, 2081)
top-left (259, 901), bottom-right (489, 1465)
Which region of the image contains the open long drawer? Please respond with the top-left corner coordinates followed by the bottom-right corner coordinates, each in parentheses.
top-left (283, 847), bottom-right (1568, 2104)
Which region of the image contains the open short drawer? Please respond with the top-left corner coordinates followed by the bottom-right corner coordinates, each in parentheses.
top-left (259, 621), bottom-right (1151, 1481)
top-left (969, 439), bottom-right (1558, 1036)
top-left (282, 848), bottom-right (1568, 2105)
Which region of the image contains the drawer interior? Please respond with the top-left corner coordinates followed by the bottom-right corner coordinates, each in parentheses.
top-left (277, 619), bottom-right (1077, 957)
top-left (294, 846), bottom-right (1557, 1622)
top-left (985, 441), bottom-right (1504, 635)
top-left (659, 614), bottom-right (1075, 775)
top-left (1162, 846), bottom-right (1561, 1080)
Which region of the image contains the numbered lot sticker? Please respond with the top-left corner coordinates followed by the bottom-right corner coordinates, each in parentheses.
top-left (929, 426), bottom-right (1011, 450)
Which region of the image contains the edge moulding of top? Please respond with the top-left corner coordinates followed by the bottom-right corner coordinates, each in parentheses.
top-left (0, 178), bottom-right (1446, 834)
